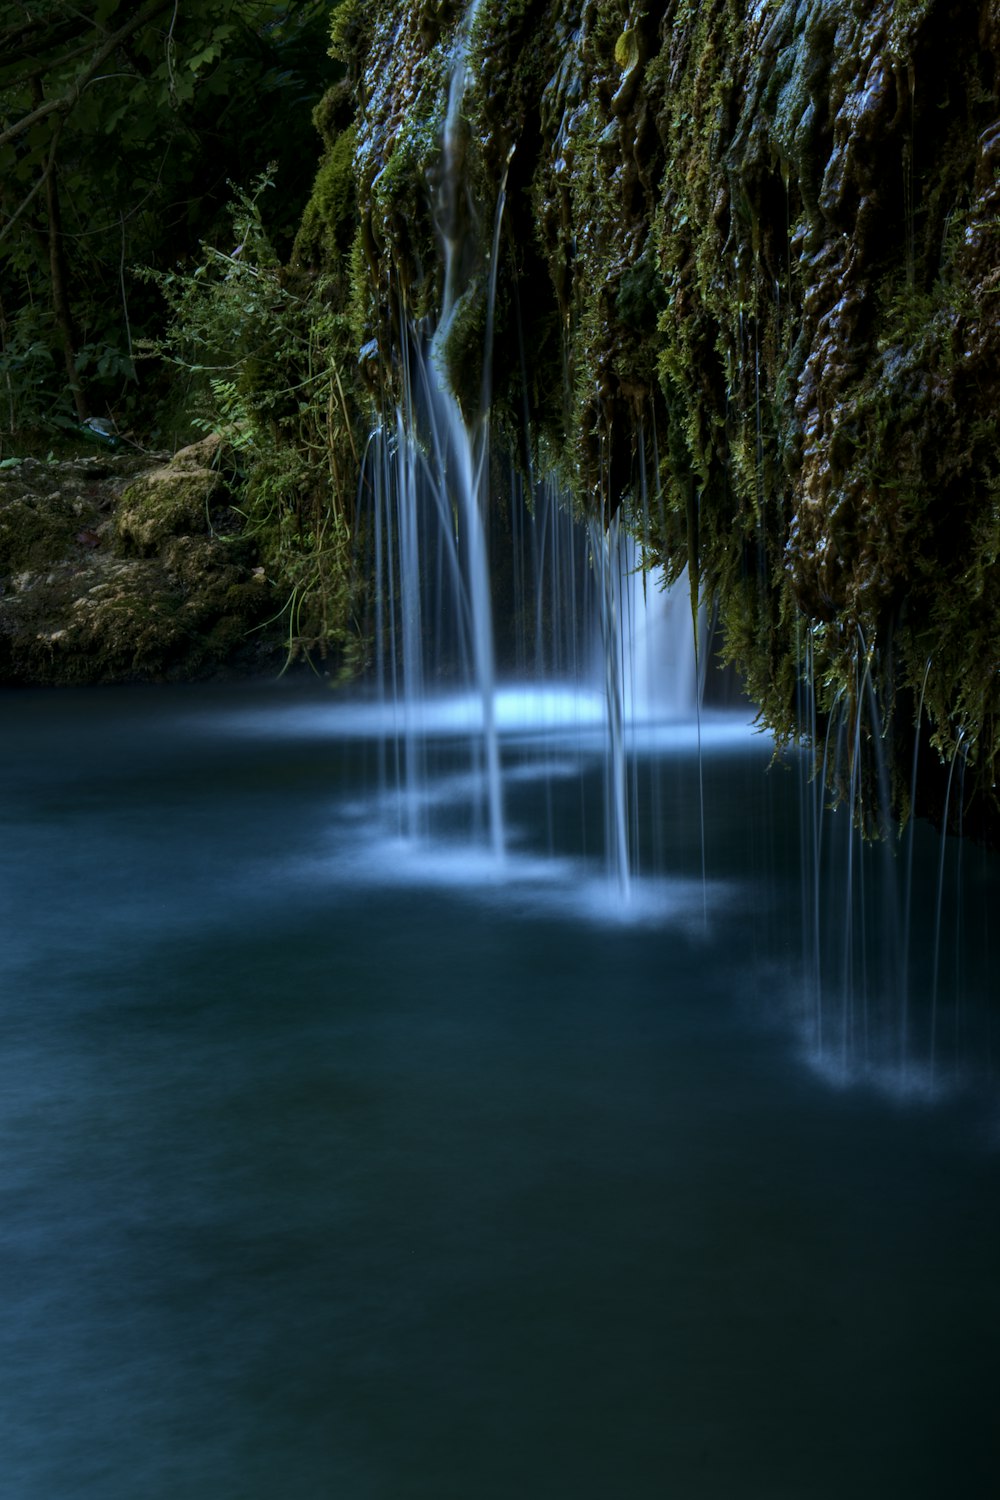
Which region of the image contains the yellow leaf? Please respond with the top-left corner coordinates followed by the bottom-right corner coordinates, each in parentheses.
top-left (614, 30), bottom-right (639, 72)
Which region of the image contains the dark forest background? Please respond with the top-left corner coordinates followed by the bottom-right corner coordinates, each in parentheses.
top-left (0, 0), bottom-right (335, 449)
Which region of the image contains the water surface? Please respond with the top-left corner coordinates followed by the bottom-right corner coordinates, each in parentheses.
top-left (1, 683), bottom-right (997, 1498)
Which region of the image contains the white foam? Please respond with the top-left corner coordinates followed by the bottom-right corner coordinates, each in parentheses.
top-left (197, 686), bottom-right (759, 749)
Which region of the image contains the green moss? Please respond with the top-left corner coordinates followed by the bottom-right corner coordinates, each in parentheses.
top-left (439, 279), bottom-right (488, 421)
top-left (291, 0), bottom-right (1000, 833)
top-left (294, 123), bottom-right (358, 272)
top-left (329, 0), bottom-right (371, 69)
top-left (115, 467), bottom-right (223, 557)
top-left (0, 497), bottom-right (78, 574)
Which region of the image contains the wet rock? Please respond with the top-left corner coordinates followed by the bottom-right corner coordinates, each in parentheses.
top-left (317, 0), bottom-right (1000, 836)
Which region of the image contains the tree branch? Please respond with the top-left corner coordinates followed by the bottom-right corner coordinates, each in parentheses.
top-left (0, 18), bottom-right (86, 76)
top-left (6, 37), bottom-right (106, 88)
top-left (0, 0), bottom-right (170, 151)
top-left (0, 155), bottom-right (54, 248)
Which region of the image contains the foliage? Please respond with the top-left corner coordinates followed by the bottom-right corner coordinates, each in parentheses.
top-left (0, 0), bottom-right (335, 444)
top-left (138, 171), bottom-right (363, 668)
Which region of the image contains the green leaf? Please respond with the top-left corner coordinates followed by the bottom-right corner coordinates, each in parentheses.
top-left (103, 103), bottom-right (130, 133)
top-left (187, 43), bottom-right (223, 73)
top-left (171, 73), bottom-right (195, 106)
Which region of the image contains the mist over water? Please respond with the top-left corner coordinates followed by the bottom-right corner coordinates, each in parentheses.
top-left (1, 681), bottom-right (998, 1499)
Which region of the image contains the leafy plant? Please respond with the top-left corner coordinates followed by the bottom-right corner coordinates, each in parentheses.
top-left (0, 0), bottom-right (336, 434)
top-left (138, 170), bottom-right (362, 668)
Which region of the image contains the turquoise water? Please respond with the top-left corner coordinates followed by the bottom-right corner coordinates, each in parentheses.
top-left (1, 683), bottom-right (998, 1498)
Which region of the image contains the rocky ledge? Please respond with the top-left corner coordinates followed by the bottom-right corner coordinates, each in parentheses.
top-left (0, 436), bottom-right (282, 686)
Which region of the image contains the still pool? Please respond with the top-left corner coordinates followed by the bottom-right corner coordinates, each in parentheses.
top-left (1, 682), bottom-right (998, 1498)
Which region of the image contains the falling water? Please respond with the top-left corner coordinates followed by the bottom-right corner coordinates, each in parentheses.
top-left (360, 0), bottom-right (505, 857)
top-left (590, 516), bottom-right (632, 901)
top-left (358, 0), bottom-right (705, 894)
top-left (353, 0), bottom-right (994, 1115)
top-left (785, 629), bottom-right (999, 1107)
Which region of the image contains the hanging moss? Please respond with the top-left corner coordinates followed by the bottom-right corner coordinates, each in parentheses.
top-left (300, 0), bottom-right (1000, 838)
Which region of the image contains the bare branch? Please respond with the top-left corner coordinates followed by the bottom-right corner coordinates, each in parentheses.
top-left (0, 159), bottom-right (53, 247)
top-left (0, 85), bottom-right (66, 250)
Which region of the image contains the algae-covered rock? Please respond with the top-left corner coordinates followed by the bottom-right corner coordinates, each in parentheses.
top-left (319, 0), bottom-right (1000, 837)
top-left (0, 445), bottom-right (281, 686)
top-left (115, 437), bottom-right (228, 557)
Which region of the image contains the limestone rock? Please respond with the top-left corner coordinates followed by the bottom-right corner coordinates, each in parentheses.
top-left (0, 446), bottom-right (280, 685)
top-left (115, 446), bottom-right (226, 557)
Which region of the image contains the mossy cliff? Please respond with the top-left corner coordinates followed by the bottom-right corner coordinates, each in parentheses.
top-left (302, 0), bottom-right (1000, 837)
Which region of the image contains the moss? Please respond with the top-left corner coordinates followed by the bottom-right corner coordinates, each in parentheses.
top-left (0, 545), bottom-right (273, 686)
top-left (0, 497), bottom-right (78, 574)
top-left (615, 255), bottom-right (666, 332)
top-left (438, 278), bottom-right (488, 421)
top-left (328, 0), bottom-right (373, 72)
top-left (115, 466), bottom-right (224, 557)
top-left (0, 446), bottom-right (284, 686)
top-left (304, 0), bottom-right (1000, 836)
top-left (293, 123), bottom-right (359, 274)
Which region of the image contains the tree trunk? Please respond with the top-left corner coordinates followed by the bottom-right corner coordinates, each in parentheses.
top-left (44, 156), bottom-right (87, 421)
top-left (30, 78), bottom-right (87, 423)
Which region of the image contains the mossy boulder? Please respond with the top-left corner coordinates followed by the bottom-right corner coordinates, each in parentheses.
top-left (114, 436), bottom-right (228, 556)
top-left (0, 442), bottom-right (282, 686)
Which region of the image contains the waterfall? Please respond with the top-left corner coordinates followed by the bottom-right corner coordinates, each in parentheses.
top-left (361, 0), bottom-right (504, 857)
top-left (327, 0), bottom-right (998, 1120)
top-left (359, 0), bottom-right (709, 897)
